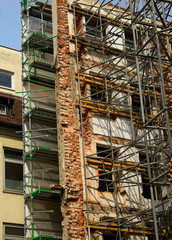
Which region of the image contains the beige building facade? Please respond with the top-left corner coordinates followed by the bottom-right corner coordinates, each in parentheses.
top-left (0, 46), bottom-right (24, 240)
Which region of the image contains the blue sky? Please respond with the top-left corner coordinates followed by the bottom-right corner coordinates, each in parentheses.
top-left (0, 0), bottom-right (21, 50)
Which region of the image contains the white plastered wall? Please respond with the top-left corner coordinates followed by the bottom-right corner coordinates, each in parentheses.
top-left (106, 24), bottom-right (123, 50)
top-left (129, 235), bottom-right (148, 240)
top-left (92, 115), bottom-right (132, 140)
top-left (112, 90), bottom-right (129, 110)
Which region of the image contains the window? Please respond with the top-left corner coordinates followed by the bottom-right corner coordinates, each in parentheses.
top-left (131, 85), bottom-right (151, 114)
top-left (90, 84), bottom-right (112, 104)
top-left (3, 223), bottom-right (24, 240)
top-left (91, 85), bottom-right (106, 103)
top-left (0, 97), bottom-right (14, 118)
top-left (99, 170), bottom-right (113, 192)
top-left (125, 31), bottom-right (134, 50)
top-left (0, 103), bottom-right (6, 115)
top-left (85, 17), bottom-right (101, 39)
top-left (4, 148), bottom-right (23, 192)
top-left (97, 145), bottom-right (114, 159)
top-left (97, 145), bottom-right (117, 192)
top-left (139, 153), bottom-right (161, 200)
top-left (132, 93), bottom-right (141, 113)
top-left (0, 72), bottom-right (13, 89)
top-left (139, 153), bottom-right (151, 199)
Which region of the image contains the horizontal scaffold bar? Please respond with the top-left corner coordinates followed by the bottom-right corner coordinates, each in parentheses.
top-left (75, 72), bottom-right (163, 99)
top-left (16, 89), bottom-right (55, 94)
top-left (87, 157), bottom-right (146, 172)
top-left (76, 101), bottom-right (164, 126)
top-left (88, 221), bottom-right (165, 236)
top-left (33, 235), bottom-right (61, 240)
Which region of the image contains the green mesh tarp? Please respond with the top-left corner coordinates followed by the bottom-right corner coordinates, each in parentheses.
top-left (23, 0), bottom-right (27, 7)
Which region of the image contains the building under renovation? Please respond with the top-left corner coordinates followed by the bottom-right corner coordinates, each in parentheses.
top-left (21, 0), bottom-right (172, 239)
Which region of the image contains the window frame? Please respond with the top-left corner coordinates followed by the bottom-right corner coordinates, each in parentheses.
top-left (96, 144), bottom-right (118, 192)
top-left (84, 16), bottom-right (104, 40)
top-left (98, 170), bottom-right (113, 192)
top-left (90, 85), bottom-right (107, 103)
top-left (89, 74), bottom-right (112, 104)
top-left (3, 148), bottom-right (23, 194)
top-left (0, 71), bottom-right (14, 90)
top-left (139, 153), bottom-right (161, 200)
top-left (132, 93), bottom-right (141, 113)
top-left (131, 83), bottom-right (152, 115)
top-left (3, 223), bottom-right (24, 240)
top-left (125, 30), bottom-right (134, 51)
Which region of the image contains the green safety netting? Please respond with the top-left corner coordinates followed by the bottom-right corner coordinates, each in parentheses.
top-left (23, 0), bottom-right (27, 7)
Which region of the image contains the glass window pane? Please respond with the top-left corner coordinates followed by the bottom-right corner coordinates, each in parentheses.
top-left (125, 32), bottom-right (134, 49)
top-left (0, 72), bottom-right (12, 88)
top-left (5, 226), bottom-right (24, 236)
top-left (86, 18), bottom-right (101, 38)
top-left (5, 162), bottom-right (23, 191)
top-left (91, 86), bottom-right (106, 102)
top-left (4, 149), bottom-right (22, 160)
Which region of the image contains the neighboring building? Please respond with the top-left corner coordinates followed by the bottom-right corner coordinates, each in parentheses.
top-left (21, 1), bottom-right (171, 240)
top-left (0, 46), bottom-right (24, 239)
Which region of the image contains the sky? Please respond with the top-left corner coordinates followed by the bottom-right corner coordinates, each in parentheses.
top-left (0, 0), bottom-right (21, 50)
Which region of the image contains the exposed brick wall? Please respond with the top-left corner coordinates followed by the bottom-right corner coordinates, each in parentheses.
top-left (56, 0), bottom-right (86, 239)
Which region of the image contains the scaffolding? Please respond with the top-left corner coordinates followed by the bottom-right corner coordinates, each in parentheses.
top-left (21, 0), bottom-right (172, 239)
top-left (21, 1), bottom-right (62, 239)
top-left (72, 0), bottom-right (172, 239)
